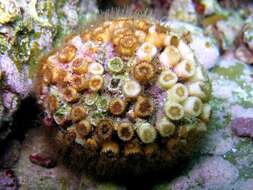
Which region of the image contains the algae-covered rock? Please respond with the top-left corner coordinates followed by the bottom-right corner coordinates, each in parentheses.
top-left (0, 0), bottom-right (98, 142)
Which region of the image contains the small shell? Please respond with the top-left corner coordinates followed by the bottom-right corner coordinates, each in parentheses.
top-left (91, 27), bottom-right (111, 43)
top-left (64, 131), bottom-right (76, 146)
top-left (85, 137), bottom-right (98, 151)
top-left (167, 83), bottom-right (189, 102)
top-left (42, 64), bottom-right (58, 84)
top-left (108, 57), bottom-right (124, 73)
top-left (134, 19), bottom-right (150, 32)
top-left (187, 81), bottom-right (207, 100)
top-left (200, 104), bottom-right (212, 122)
top-left (146, 25), bottom-right (166, 48)
top-left (55, 69), bottom-right (69, 86)
top-left (156, 117), bottom-right (175, 137)
top-left (136, 42), bottom-right (157, 62)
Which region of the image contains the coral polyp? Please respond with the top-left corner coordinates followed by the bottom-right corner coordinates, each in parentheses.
top-left (35, 13), bottom-right (212, 176)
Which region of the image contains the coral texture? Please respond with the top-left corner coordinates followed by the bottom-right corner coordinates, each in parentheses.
top-left (35, 14), bottom-right (212, 176)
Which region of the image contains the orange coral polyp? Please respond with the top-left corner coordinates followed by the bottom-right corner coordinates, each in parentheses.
top-left (133, 61), bottom-right (155, 83)
top-left (47, 95), bottom-right (58, 112)
top-left (109, 98), bottom-right (126, 116)
top-left (134, 96), bottom-right (154, 118)
top-left (76, 120), bottom-right (92, 138)
top-left (71, 105), bottom-right (86, 122)
top-left (101, 142), bottom-right (120, 158)
top-left (117, 122), bottom-right (134, 141)
top-left (72, 58), bottom-right (89, 75)
top-left (57, 44), bottom-right (77, 63)
top-left (124, 141), bottom-right (142, 157)
top-left (62, 87), bottom-right (79, 102)
top-left (71, 76), bottom-right (89, 91)
top-left (116, 34), bottom-right (139, 56)
top-left (96, 119), bottom-right (114, 141)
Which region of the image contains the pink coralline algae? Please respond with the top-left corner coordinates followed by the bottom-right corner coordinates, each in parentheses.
top-left (0, 54), bottom-right (31, 96)
top-left (0, 54), bottom-right (32, 120)
top-left (0, 169), bottom-right (18, 190)
top-left (231, 117), bottom-right (253, 138)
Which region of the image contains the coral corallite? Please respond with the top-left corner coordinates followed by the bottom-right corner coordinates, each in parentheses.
top-left (35, 13), bottom-right (212, 177)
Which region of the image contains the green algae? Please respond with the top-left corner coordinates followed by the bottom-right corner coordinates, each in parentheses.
top-left (212, 63), bottom-right (245, 82)
top-left (210, 60), bottom-right (253, 108)
top-left (208, 97), bottom-right (231, 130)
top-left (224, 139), bottom-right (253, 179)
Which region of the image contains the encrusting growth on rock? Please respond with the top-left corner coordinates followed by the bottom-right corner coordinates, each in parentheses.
top-left (35, 11), bottom-right (212, 177)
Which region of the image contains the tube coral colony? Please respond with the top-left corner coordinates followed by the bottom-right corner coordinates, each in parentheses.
top-left (35, 13), bottom-right (212, 176)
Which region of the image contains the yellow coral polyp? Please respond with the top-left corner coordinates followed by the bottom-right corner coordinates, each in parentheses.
top-left (89, 75), bottom-right (104, 91)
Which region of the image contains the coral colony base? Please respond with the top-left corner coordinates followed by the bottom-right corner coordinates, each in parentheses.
top-left (35, 13), bottom-right (212, 177)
